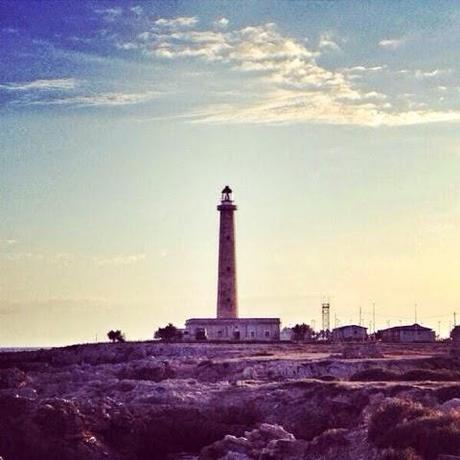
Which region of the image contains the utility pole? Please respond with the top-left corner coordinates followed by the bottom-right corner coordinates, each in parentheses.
top-left (438, 321), bottom-right (441, 338)
top-left (359, 306), bottom-right (362, 326)
top-left (414, 303), bottom-right (418, 323)
top-left (454, 312), bottom-right (457, 328)
top-left (372, 302), bottom-right (376, 334)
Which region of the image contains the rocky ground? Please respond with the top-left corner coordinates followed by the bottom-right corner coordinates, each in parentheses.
top-left (1, 341), bottom-right (460, 460)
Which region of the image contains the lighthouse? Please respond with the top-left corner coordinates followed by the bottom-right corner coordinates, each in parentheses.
top-left (216, 186), bottom-right (238, 318)
top-left (184, 186), bottom-right (280, 341)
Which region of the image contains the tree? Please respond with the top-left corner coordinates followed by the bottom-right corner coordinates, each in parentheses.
top-left (154, 323), bottom-right (183, 341)
top-left (107, 330), bottom-right (126, 343)
top-left (292, 323), bottom-right (314, 342)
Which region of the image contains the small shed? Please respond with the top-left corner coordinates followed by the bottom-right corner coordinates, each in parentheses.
top-left (332, 325), bottom-right (367, 342)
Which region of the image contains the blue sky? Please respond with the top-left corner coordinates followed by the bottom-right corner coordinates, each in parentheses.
top-left (1, 0), bottom-right (460, 345)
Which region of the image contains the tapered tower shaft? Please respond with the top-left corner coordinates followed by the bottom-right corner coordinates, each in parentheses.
top-left (217, 186), bottom-right (238, 318)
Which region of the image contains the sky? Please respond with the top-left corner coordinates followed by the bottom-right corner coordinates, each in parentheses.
top-left (1, 0), bottom-right (460, 346)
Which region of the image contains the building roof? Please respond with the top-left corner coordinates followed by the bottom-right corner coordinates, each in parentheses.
top-left (378, 323), bottom-right (433, 333)
top-left (333, 324), bottom-right (367, 331)
top-left (333, 325), bottom-right (367, 331)
top-left (186, 318), bottom-right (280, 325)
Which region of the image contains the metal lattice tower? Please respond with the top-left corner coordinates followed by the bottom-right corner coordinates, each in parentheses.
top-left (322, 303), bottom-right (330, 332)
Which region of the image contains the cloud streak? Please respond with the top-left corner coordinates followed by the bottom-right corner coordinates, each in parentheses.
top-left (0, 78), bottom-right (78, 91)
top-left (26, 91), bottom-right (161, 107)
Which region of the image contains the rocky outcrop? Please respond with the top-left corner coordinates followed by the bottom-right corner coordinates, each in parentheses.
top-left (0, 342), bottom-right (459, 459)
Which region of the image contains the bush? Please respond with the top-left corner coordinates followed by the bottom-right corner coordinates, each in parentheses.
top-left (369, 399), bottom-right (460, 459)
top-left (292, 323), bottom-right (314, 341)
top-left (107, 330), bottom-right (125, 343)
top-left (154, 323), bottom-right (183, 341)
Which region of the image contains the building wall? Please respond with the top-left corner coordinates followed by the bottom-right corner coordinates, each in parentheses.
top-left (381, 329), bottom-right (435, 343)
top-left (332, 326), bottom-right (367, 342)
top-left (185, 319), bottom-right (280, 341)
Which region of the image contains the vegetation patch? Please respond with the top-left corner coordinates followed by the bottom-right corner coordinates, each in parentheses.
top-left (369, 399), bottom-right (460, 459)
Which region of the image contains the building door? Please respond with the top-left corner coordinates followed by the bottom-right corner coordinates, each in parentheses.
top-left (233, 330), bottom-right (241, 340)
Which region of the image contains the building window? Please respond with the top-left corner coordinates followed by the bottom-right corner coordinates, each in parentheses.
top-left (251, 331), bottom-right (255, 338)
top-left (218, 330), bottom-right (222, 337)
top-left (265, 331), bottom-right (270, 337)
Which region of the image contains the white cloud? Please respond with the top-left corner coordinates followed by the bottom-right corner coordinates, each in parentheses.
top-left (0, 78), bottom-right (78, 91)
top-left (125, 20), bottom-right (459, 127)
top-left (154, 17), bottom-right (198, 28)
top-left (130, 5), bottom-right (143, 16)
top-left (94, 7), bottom-right (123, 21)
top-left (378, 38), bottom-right (403, 49)
top-left (414, 69), bottom-right (451, 79)
top-left (215, 17), bottom-right (229, 28)
top-left (344, 65), bottom-right (386, 73)
top-left (318, 32), bottom-right (340, 51)
top-left (116, 42), bottom-right (139, 50)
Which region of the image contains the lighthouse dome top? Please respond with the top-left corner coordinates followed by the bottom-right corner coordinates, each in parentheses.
top-left (221, 185), bottom-right (233, 202)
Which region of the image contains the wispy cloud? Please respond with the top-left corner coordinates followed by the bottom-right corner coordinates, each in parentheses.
top-left (154, 17), bottom-right (198, 28)
top-left (129, 19), bottom-right (458, 127)
top-left (378, 38), bottom-right (404, 49)
top-left (214, 17), bottom-right (229, 28)
top-left (3, 250), bottom-right (147, 267)
top-left (130, 5), bottom-right (143, 16)
top-left (4, 13), bottom-right (458, 128)
top-left (0, 78), bottom-right (78, 91)
top-left (0, 239), bottom-right (17, 245)
top-left (92, 253), bottom-right (147, 267)
top-left (94, 7), bottom-right (123, 22)
top-left (12, 90), bottom-right (161, 108)
top-left (318, 32), bottom-right (341, 51)
top-left (414, 69), bottom-right (451, 79)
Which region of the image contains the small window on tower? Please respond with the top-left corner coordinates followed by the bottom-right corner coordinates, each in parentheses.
top-left (226, 236), bottom-right (230, 241)
top-left (227, 266), bottom-right (231, 272)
